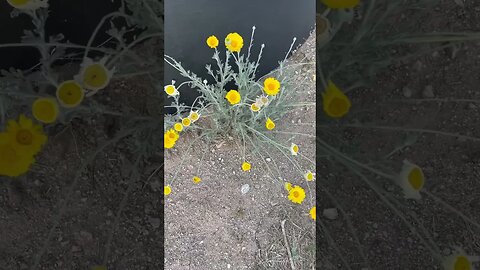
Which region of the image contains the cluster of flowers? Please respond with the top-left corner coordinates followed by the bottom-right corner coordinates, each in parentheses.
top-left (2, 0), bottom-right (116, 177)
top-left (0, 56), bottom-right (114, 177)
top-left (164, 31), bottom-right (318, 221)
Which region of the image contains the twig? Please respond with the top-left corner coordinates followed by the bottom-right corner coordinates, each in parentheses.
top-left (281, 220), bottom-right (296, 270)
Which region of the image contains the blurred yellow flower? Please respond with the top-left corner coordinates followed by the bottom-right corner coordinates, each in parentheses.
top-left (322, 80), bottom-right (351, 118)
top-left (288, 185), bottom-right (306, 204)
top-left (250, 103), bottom-right (261, 112)
top-left (165, 84), bottom-right (178, 96)
top-left (309, 206), bottom-right (316, 221)
top-left (164, 185), bottom-right (172, 196)
top-left (56, 80), bottom-right (85, 108)
top-left (290, 143), bottom-right (299, 156)
top-left (193, 176), bottom-right (202, 184)
top-left (0, 132), bottom-right (35, 177)
top-left (6, 114), bottom-right (47, 156)
top-left (284, 182), bottom-right (292, 191)
top-left (6, 0), bottom-right (48, 10)
top-left (396, 159), bottom-right (425, 200)
top-left (225, 32), bottom-right (244, 52)
top-left (321, 0), bottom-right (360, 9)
top-left (165, 129), bottom-right (179, 142)
top-left (242, 161), bottom-right (251, 171)
top-left (76, 57), bottom-right (114, 92)
top-left (174, 123), bottom-right (183, 132)
top-left (226, 90), bottom-right (241, 105)
top-left (206, 35), bottom-right (219, 49)
top-left (164, 134), bottom-right (175, 149)
top-left (182, 118), bottom-right (191, 127)
top-left (164, 129), bottom-right (179, 149)
top-left (442, 247), bottom-right (479, 270)
top-left (265, 118), bottom-right (275, 130)
top-left (189, 111), bottom-right (200, 122)
top-left (32, 97), bottom-right (59, 124)
top-left (263, 77), bottom-right (280, 96)
top-left (304, 171), bottom-right (315, 181)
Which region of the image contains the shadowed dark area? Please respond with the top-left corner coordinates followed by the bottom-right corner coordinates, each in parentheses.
top-left (0, 0), bottom-right (141, 73)
top-left (164, 0), bottom-right (315, 112)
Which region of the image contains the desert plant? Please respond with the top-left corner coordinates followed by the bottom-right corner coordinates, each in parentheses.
top-left (317, 0), bottom-right (480, 269)
top-left (0, 0), bottom-right (163, 268)
top-left (163, 27), bottom-right (317, 220)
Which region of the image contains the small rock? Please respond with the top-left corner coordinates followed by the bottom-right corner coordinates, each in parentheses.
top-left (323, 208), bottom-right (338, 220)
top-left (402, 87), bottom-right (412, 98)
top-left (227, 264), bottom-right (231, 269)
top-left (241, 184), bottom-right (250, 195)
top-left (148, 217), bottom-right (161, 229)
top-left (468, 103), bottom-right (477, 110)
top-left (266, 157), bottom-right (271, 162)
top-left (71, 246), bottom-right (81, 252)
top-left (107, 210), bottom-right (113, 217)
top-left (422, 85), bottom-right (434, 98)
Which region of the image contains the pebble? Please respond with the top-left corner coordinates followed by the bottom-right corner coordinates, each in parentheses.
top-left (266, 157), bottom-right (271, 162)
top-left (241, 184), bottom-right (250, 195)
top-left (148, 217), bottom-right (161, 229)
top-left (323, 208), bottom-right (338, 220)
top-left (422, 85), bottom-right (434, 98)
top-left (402, 86), bottom-right (412, 98)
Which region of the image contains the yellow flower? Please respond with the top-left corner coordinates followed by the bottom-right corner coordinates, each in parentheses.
top-left (442, 247), bottom-right (479, 270)
top-left (225, 90), bottom-right (241, 105)
top-left (189, 111), bottom-right (200, 122)
top-left (75, 57), bottom-right (114, 92)
top-left (206, 35), bottom-right (219, 49)
top-left (32, 97), bottom-right (59, 124)
top-left (304, 171), bottom-right (315, 181)
top-left (309, 206), bottom-right (316, 221)
top-left (290, 143), bottom-right (299, 156)
top-left (182, 118), bottom-right (191, 127)
top-left (322, 80), bottom-right (351, 118)
top-left (242, 162), bottom-right (251, 171)
top-left (91, 266), bottom-right (107, 270)
top-left (193, 176), bottom-right (202, 184)
top-left (288, 185), bottom-right (306, 204)
top-left (164, 185), bottom-right (172, 196)
top-left (56, 80), bottom-right (85, 108)
top-left (284, 182), bottom-right (292, 191)
top-left (321, 0), bottom-right (360, 9)
top-left (164, 134), bottom-right (176, 149)
top-left (265, 118), bottom-right (275, 130)
top-left (263, 77), bottom-right (281, 96)
top-left (174, 123), bottom-right (183, 132)
top-left (6, 0), bottom-right (48, 10)
top-left (250, 103), bottom-right (261, 112)
top-left (6, 114), bottom-right (47, 156)
top-left (225, 32), bottom-right (244, 52)
top-left (165, 84), bottom-right (178, 96)
top-left (164, 129), bottom-right (179, 149)
top-left (0, 133), bottom-right (35, 177)
top-left (396, 159), bottom-right (425, 200)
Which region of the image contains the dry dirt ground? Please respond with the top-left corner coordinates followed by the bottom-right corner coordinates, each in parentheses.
top-left (0, 39), bottom-right (165, 269)
top-left (318, 0), bottom-right (480, 269)
top-left (164, 32), bottom-right (317, 269)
